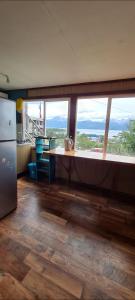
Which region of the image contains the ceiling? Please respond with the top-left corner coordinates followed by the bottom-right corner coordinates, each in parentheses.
top-left (0, 1), bottom-right (135, 90)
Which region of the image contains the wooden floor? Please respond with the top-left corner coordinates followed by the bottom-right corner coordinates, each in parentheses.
top-left (0, 177), bottom-right (135, 300)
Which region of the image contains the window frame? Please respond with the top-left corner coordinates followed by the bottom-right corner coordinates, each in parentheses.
top-left (23, 93), bottom-right (135, 159)
top-left (75, 95), bottom-right (109, 153)
top-left (75, 94), bottom-right (135, 158)
top-left (44, 97), bottom-right (70, 138)
top-left (23, 97), bottom-right (70, 143)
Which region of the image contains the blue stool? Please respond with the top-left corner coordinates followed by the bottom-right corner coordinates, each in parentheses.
top-left (28, 162), bottom-right (37, 180)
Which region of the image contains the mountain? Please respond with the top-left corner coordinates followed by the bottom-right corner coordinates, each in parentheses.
top-left (77, 119), bottom-right (129, 130)
top-left (46, 117), bottom-right (67, 128)
top-left (46, 117), bottom-right (129, 130)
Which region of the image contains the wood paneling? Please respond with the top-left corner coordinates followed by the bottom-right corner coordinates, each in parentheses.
top-left (103, 97), bottom-right (112, 158)
top-left (17, 144), bottom-right (31, 174)
top-left (69, 96), bottom-right (77, 146)
top-left (28, 78), bottom-right (135, 99)
top-left (0, 177), bottom-right (135, 300)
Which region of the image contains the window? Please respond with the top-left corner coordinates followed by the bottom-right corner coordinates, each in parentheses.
top-left (45, 100), bottom-right (69, 148)
top-left (76, 96), bottom-right (135, 160)
top-left (24, 96), bottom-right (135, 161)
top-left (24, 99), bottom-right (69, 148)
top-left (107, 97), bottom-right (135, 156)
top-left (24, 101), bottom-right (44, 143)
top-left (76, 98), bottom-right (108, 152)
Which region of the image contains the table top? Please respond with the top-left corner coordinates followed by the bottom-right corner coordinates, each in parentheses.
top-left (44, 149), bottom-right (135, 166)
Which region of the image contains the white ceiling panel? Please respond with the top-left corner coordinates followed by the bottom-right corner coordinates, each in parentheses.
top-left (0, 0), bottom-right (135, 89)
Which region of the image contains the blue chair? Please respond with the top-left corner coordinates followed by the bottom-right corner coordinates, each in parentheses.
top-left (35, 137), bottom-right (55, 183)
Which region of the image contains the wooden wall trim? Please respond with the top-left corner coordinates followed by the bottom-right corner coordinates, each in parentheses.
top-left (27, 78), bottom-right (135, 99)
top-left (103, 97), bottom-right (112, 159)
top-left (69, 96), bottom-right (77, 147)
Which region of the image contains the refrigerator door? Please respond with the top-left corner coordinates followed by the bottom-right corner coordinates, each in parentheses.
top-left (0, 98), bottom-right (16, 141)
top-left (0, 141), bottom-right (17, 219)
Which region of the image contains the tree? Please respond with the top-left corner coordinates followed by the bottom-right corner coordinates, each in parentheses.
top-left (119, 120), bottom-right (135, 154)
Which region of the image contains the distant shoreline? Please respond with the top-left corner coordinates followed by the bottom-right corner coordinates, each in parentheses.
top-left (47, 127), bottom-right (122, 138)
top-left (77, 128), bottom-right (121, 138)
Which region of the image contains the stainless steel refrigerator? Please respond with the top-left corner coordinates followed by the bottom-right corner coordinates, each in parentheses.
top-left (0, 98), bottom-right (17, 219)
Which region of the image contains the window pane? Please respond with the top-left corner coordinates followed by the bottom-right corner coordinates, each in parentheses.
top-left (46, 101), bottom-right (69, 148)
top-left (24, 101), bottom-right (44, 143)
top-left (107, 98), bottom-right (135, 156)
top-left (76, 98), bottom-right (108, 152)
top-left (26, 101), bottom-right (44, 119)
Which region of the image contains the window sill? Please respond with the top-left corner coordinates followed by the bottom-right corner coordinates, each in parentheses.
top-left (45, 149), bottom-right (135, 166)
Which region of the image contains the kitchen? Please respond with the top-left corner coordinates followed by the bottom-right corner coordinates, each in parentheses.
top-left (0, 1), bottom-right (135, 300)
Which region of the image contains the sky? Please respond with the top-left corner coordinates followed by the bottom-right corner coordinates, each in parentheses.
top-left (27, 100), bottom-right (68, 119)
top-left (27, 97), bottom-right (135, 121)
top-left (46, 101), bottom-right (68, 119)
top-left (77, 98), bottom-right (108, 121)
top-left (110, 98), bottom-right (135, 120)
top-left (77, 98), bottom-right (135, 121)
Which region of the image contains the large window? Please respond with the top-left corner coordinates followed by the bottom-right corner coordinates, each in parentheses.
top-left (76, 96), bottom-right (135, 158)
top-left (76, 98), bottom-right (108, 152)
top-left (24, 99), bottom-right (69, 148)
top-left (107, 97), bottom-right (135, 156)
top-left (45, 100), bottom-right (69, 148)
top-left (24, 96), bottom-right (135, 160)
top-left (24, 101), bottom-right (44, 137)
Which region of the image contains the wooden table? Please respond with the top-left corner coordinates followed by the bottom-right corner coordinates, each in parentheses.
top-left (45, 149), bottom-right (135, 165)
top-left (44, 149), bottom-right (135, 184)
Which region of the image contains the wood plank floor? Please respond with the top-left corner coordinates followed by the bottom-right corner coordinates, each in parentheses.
top-left (0, 177), bottom-right (135, 300)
